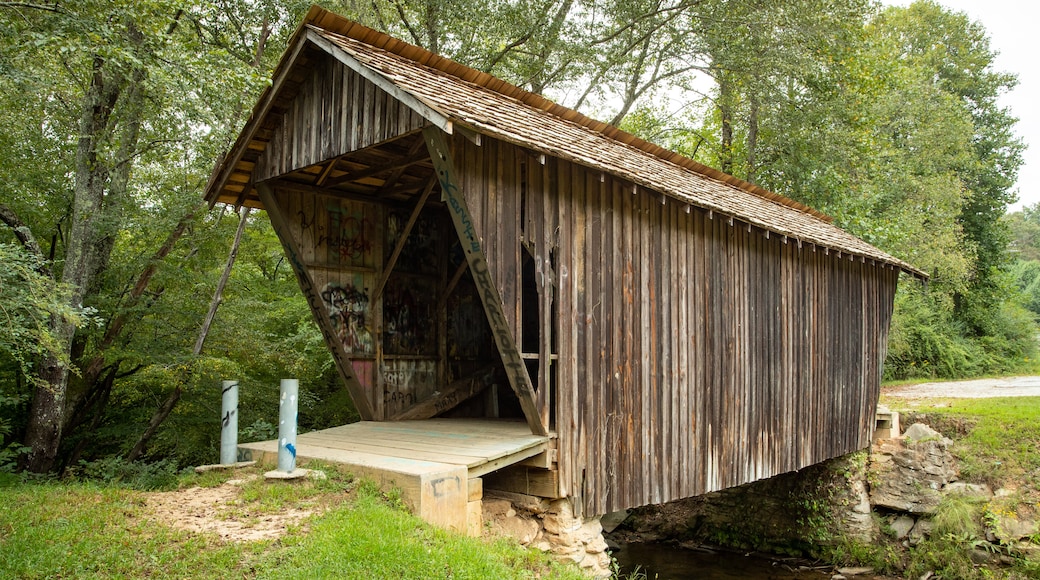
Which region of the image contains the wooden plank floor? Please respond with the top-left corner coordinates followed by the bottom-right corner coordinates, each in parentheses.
top-left (239, 418), bottom-right (554, 478)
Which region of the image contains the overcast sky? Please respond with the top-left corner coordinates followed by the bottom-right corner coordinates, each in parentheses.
top-left (885, 0), bottom-right (1038, 212)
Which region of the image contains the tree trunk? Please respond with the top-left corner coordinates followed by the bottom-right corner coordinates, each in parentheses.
top-left (718, 69), bottom-right (734, 176)
top-left (22, 54), bottom-right (123, 473)
top-left (22, 23), bottom-right (147, 473)
top-left (746, 90), bottom-right (759, 184)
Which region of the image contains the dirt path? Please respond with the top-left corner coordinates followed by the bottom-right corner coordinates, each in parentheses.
top-left (882, 375), bottom-right (1040, 399)
top-left (144, 475), bottom-right (320, 542)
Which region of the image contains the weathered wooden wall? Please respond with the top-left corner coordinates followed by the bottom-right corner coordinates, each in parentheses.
top-left (255, 53), bottom-right (427, 181)
top-left (453, 134), bottom-right (899, 517)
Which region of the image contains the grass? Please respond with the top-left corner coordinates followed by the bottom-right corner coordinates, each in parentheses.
top-left (887, 396), bottom-right (1040, 490)
top-left (0, 461), bottom-right (588, 580)
top-left (879, 395), bottom-right (1040, 579)
top-left (0, 482), bottom-right (255, 578)
top-left (257, 493), bottom-right (562, 578)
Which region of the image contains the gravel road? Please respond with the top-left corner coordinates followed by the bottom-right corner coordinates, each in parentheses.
top-left (882, 376), bottom-right (1040, 399)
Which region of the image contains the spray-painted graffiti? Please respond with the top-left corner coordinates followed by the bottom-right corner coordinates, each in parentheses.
top-left (321, 282), bottom-right (374, 354)
top-left (382, 359), bottom-right (437, 413)
top-left (256, 185), bottom-right (371, 418)
top-left (383, 277), bottom-right (435, 355)
top-left (296, 200), bottom-right (374, 265)
top-left (324, 209), bottom-right (373, 262)
top-left (427, 136), bottom-right (537, 426)
top-left (386, 210), bottom-right (440, 274)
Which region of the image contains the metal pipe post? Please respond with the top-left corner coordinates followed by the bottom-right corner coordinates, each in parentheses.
top-left (278, 379), bottom-right (299, 472)
top-left (220, 380), bottom-right (239, 465)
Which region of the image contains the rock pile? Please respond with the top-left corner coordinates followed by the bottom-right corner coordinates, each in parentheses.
top-left (483, 493), bottom-right (612, 578)
top-left (869, 423), bottom-right (1038, 561)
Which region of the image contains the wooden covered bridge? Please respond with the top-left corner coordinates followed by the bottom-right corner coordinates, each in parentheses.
top-left (205, 6), bottom-right (923, 532)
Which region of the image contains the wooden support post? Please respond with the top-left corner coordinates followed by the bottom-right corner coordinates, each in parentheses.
top-left (255, 181), bottom-right (375, 420)
top-left (423, 127), bottom-right (548, 436)
top-left (483, 465), bottom-right (562, 499)
top-left (438, 260), bottom-right (471, 311)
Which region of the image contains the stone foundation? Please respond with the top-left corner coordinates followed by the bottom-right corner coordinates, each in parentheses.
top-left (612, 452), bottom-right (876, 554)
top-left (483, 492), bottom-right (612, 578)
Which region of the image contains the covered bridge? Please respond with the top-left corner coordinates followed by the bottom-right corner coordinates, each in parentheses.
top-left (205, 6), bottom-right (923, 522)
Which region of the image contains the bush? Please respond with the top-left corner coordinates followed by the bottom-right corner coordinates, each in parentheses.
top-left (75, 457), bottom-right (182, 491)
top-left (886, 282), bottom-right (1038, 380)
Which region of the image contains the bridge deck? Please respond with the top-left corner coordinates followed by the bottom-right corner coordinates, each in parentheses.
top-left (238, 418), bottom-right (555, 533)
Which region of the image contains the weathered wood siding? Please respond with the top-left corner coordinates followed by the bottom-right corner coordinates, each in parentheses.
top-left (256, 54), bottom-right (427, 181)
top-left (454, 135), bottom-right (899, 517)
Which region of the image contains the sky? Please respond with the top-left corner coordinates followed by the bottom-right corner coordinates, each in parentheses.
top-left (886, 0), bottom-right (1039, 212)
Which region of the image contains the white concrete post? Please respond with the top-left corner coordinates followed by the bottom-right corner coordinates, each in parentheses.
top-left (278, 379), bottom-right (299, 472)
top-left (220, 380), bottom-right (239, 465)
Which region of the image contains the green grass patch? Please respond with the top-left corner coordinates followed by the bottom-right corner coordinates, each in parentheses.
top-left (254, 492), bottom-right (583, 579)
top-left (0, 482), bottom-right (256, 578)
top-left (0, 463), bottom-right (587, 580)
top-left (892, 397), bottom-right (1040, 490)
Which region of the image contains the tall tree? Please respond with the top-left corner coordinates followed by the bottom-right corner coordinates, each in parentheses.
top-left (872, 1), bottom-right (1024, 338)
top-left (0, 0), bottom-right (284, 471)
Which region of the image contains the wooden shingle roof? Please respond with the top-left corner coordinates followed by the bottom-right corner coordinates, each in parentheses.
top-left (205, 5), bottom-right (925, 278)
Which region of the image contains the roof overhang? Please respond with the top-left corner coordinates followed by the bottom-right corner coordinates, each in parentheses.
top-left (203, 5), bottom-right (927, 280)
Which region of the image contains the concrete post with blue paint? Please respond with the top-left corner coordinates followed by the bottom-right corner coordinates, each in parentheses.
top-left (220, 380), bottom-right (239, 465)
top-left (278, 378), bottom-right (299, 472)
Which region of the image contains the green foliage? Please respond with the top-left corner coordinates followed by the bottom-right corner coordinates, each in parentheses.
top-left (0, 244), bottom-right (97, 386)
top-left (902, 494), bottom-right (1001, 580)
top-left (74, 456), bottom-right (183, 491)
top-left (820, 535), bottom-right (904, 575)
top-left (885, 281), bottom-right (1037, 380)
top-left (0, 0), bottom-right (1032, 471)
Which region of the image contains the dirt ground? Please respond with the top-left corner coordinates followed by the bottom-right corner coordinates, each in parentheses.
top-left (144, 475), bottom-right (320, 542)
top-left (882, 376), bottom-right (1040, 399)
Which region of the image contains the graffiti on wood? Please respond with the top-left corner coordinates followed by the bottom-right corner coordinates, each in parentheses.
top-left (321, 282), bottom-right (374, 354)
top-left (423, 126), bottom-right (545, 434)
top-left (383, 276), bottom-right (436, 355)
top-left (296, 198), bottom-right (375, 266)
top-left (386, 209), bottom-right (440, 274)
top-left (255, 182), bottom-right (374, 420)
top-left (382, 358), bottom-right (437, 414)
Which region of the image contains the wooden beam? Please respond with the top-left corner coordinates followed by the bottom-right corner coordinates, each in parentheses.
top-left (304, 29), bottom-right (453, 135)
top-left (483, 465), bottom-right (562, 499)
top-left (372, 176), bottom-right (438, 303)
top-left (389, 366), bottom-right (497, 421)
top-left (255, 181), bottom-right (376, 420)
top-left (269, 178), bottom-right (425, 209)
top-left (321, 149), bottom-right (430, 188)
top-left (423, 126), bottom-right (548, 436)
top-left (377, 137), bottom-right (428, 195)
top-left (315, 158), bottom-right (341, 187)
top-left (438, 260), bottom-right (471, 311)
top-left (468, 444), bottom-right (548, 478)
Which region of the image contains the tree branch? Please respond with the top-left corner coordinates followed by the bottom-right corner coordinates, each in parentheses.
top-left (0, 2), bottom-right (64, 13)
top-left (0, 203), bottom-right (49, 276)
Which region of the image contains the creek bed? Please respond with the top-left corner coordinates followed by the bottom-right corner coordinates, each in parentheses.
top-left (612, 542), bottom-right (832, 579)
